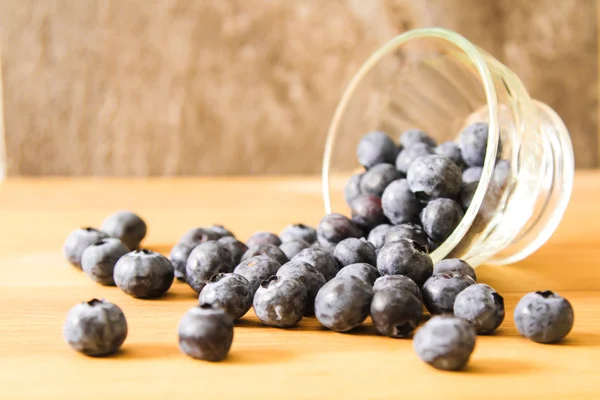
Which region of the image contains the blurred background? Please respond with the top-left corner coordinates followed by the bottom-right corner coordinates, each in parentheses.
top-left (0, 0), bottom-right (597, 176)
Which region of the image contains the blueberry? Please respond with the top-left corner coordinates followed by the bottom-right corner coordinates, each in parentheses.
top-left (460, 181), bottom-right (478, 211)
top-left (381, 179), bottom-right (422, 224)
top-left (359, 164), bottom-right (402, 197)
top-left (198, 273), bottom-right (253, 320)
top-left (344, 173), bottom-right (364, 206)
top-left (350, 194), bottom-right (388, 231)
top-left (407, 155), bottom-right (462, 200)
top-left (314, 276), bottom-right (373, 332)
top-left (317, 213), bottom-right (362, 246)
top-left (462, 167), bottom-right (482, 184)
top-left (459, 122), bottom-right (490, 167)
top-left (63, 299), bottom-right (128, 357)
top-left (279, 223), bottom-right (317, 244)
top-left (114, 249), bottom-right (174, 298)
top-left (81, 238), bottom-right (129, 286)
top-left (454, 284), bottom-right (504, 334)
top-left (233, 256), bottom-right (281, 294)
top-left (292, 247), bottom-right (340, 281)
top-left (422, 272), bottom-right (475, 315)
top-left (333, 238), bottom-right (377, 268)
top-left (63, 227), bottom-right (109, 269)
top-left (336, 262), bottom-right (379, 286)
top-left (384, 223), bottom-right (429, 250)
top-left (207, 224), bottom-right (235, 239)
top-left (434, 259), bottom-right (477, 281)
top-left (169, 242), bottom-right (197, 281)
top-left (217, 236), bottom-right (248, 267)
top-left (356, 131), bottom-right (398, 169)
top-left (185, 242), bottom-right (232, 293)
top-left (514, 291), bottom-right (574, 343)
top-left (101, 211), bottom-right (147, 250)
top-left (413, 315), bottom-right (476, 371)
top-left (253, 276), bottom-right (307, 328)
top-left (241, 244), bottom-right (288, 265)
top-left (246, 231), bottom-right (282, 247)
top-left (398, 129), bottom-right (436, 148)
top-left (377, 239), bottom-right (433, 286)
top-left (420, 198), bottom-right (464, 243)
top-left (178, 304), bottom-right (233, 361)
top-left (373, 275), bottom-right (421, 301)
top-left (371, 289), bottom-right (422, 338)
top-left (279, 239), bottom-right (310, 260)
top-left (277, 260), bottom-right (326, 314)
top-left (435, 141), bottom-right (465, 169)
top-left (367, 224), bottom-right (392, 253)
top-left (395, 143), bottom-right (434, 174)
top-left (179, 227), bottom-right (220, 246)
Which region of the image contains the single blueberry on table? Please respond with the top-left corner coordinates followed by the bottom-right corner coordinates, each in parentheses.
top-left (371, 289), bottom-right (422, 338)
top-left (63, 227), bottom-right (109, 269)
top-left (460, 181), bottom-right (478, 211)
top-left (101, 211), bottom-right (147, 250)
top-left (413, 315), bottom-right (476, 371)
top-left (279, 223), bottom-right (317, 244)
top-left (253, 276), bottom-right (307, 328)
top-left (381, 179), bottom-right (422, 225)
top-left (373, 275), bottom-right (421, 301)
top-left (317, 213), bottom-right (362, 246)
top-left (333, 238), bottom-right (377, 268)
top-left (462, 166), bottom-right (483, 184)
top-left (407, 154), bottom-right (462, 200)
top-left (395, 142), bottom-right (434, 174)
top-left (246, 231), bottom-right (282, 247)
top-left (356, 131), bottom-right (398, 169)
top-left (170, 241), bottom-right (197, 282)
top-left (198, 273), bottom-right (253, 320)
top-left (63, 299), bottom-right (128, 357)
top-left (359, 163), bottom-right (403, 198)
top-left (435, 141), bottom-right (465, 169)
top-left (81, 238), bottom-right (129, 286)
top-left (384, 223), bottom-right (429, 250)
top-left (421, 272), bottom-right (475, 315)
top-left (420, 198), bottom-right (464, 243)
top-left (344, 173), bottom-right (365, 206)
top-left (178, 304), bottom-right (234, 361)
top-left (233, 255), bottom-right (281, 294)
top-left (185, 242), bottom-right (232, 293)
top-left (433, 259), bottom-right (477, 281)
top-left (217, 236), bottom-right (248, 267)
top-left (279, 239), bottom-right (310, 260)
top-left (207, 224), bottom-right (235, 239)
top-left (350, 194), bottom-right (388, 231)
top-left (178, 227), bottom-right (220, 247)
top-left (336, 262), bottom-right (380, 286)
top-left (459, 122), bottom-right (490, 167)
top-left (314, 275), bottom-right (373, 332)
top-left (277, 260), bottom-right (326, 314)
top-left (454, 284), bottom-right (505, 334)
top-left (241, 243), bottom-right (288, 265)
top-left (377, 239), bottom-right (433, 286)
top-left (514, 290), bottom-right (574, 343)
top-left (367, 224), bottom-right (392, 253)
top-left (292, 246), bottom-right (340, 281)
top-left (114, 249), bottom-right (174, 299)
top-left (398, 129), bottom-right (436, 149)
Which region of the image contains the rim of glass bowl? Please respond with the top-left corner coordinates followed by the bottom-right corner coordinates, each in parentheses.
top-left (322, 27), bottom-right (500, 263)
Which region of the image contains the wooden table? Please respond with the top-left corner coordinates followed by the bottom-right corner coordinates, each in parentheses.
top-left (1, 174), bottom-right (599, 399)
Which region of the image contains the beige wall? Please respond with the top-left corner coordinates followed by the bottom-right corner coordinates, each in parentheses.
top-left (0, 0), bottom-right (597, 176)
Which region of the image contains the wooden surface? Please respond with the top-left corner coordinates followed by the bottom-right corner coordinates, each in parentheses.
top-left (0, 0), bottom-right (597, 176)
top-left (0, 173), bottom-right (600, 399)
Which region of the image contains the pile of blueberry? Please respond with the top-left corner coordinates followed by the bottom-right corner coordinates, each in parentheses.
top-left (62, 208), bottom-right (575, 370)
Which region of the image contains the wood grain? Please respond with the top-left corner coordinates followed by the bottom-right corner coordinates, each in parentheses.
top-left (0, 173), bottom-right (599, 399)
top-left (0, 0), bottom-right (596, 176)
